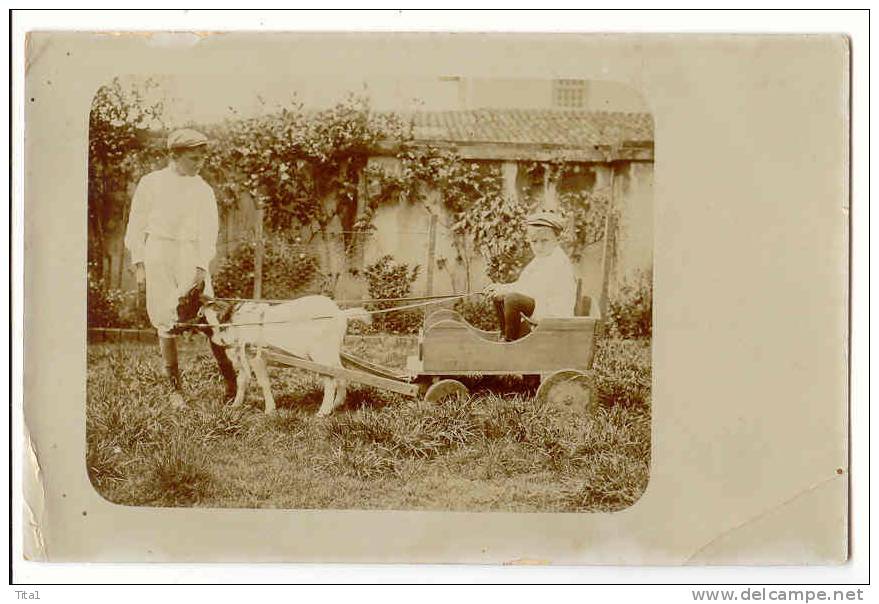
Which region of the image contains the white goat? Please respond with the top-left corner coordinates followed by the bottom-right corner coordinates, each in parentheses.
top-left (201, 295), bottom-right (372, 416)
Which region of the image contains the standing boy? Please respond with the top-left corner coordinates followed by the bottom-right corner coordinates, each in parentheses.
top-left (124, 128), bottom-right (236, 407)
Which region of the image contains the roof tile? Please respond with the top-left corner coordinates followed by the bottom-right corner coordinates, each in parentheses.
top-left (409, 108), bottom-right (653, 148)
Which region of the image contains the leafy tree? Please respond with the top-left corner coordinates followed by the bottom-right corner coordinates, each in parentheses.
top-left (202, 95), bottom-right (406, 294)
top-left (89, 84), bottom-right (614, 307)
top-left (88, 77), bottom-right (165, 285)
top-left (369, 148), bottom-right (534, 285)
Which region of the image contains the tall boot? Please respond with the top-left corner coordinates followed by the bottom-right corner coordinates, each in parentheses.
top-left (209, 340), bottom-right (237, 403)
top-left (159, 336), bottom-right (186, 409)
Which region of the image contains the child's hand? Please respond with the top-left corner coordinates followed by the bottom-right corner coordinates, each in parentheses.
top-left (191, 267), bottom-right (207, 290)
top-left (483, 283), bottom-right (504, 298)
top-left (133, 262), bottom-right (146, 285)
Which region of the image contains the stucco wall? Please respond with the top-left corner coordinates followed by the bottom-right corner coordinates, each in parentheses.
top-left (363, 157), bottom-right (654, 310)
top-left (611, 161), bottom-right (654, 295)
top-left (101, 157), bottom-right (654, 311)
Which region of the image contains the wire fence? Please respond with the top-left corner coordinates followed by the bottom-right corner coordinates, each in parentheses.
top-left (86, 327), bottom-right (420, 346)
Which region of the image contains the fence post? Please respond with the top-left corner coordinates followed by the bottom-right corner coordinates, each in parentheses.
top-left (599, 166), bottom-right (618, 321)
top-left (253, 199), bottom-right (264, 299)
top-left (599, 211), bottom-right (617, 320)
top-left (425, 212), bottom-right (437, 296)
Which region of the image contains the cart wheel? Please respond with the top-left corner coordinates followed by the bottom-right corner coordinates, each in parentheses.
top-left (424, 379), bottom-right (469, 404)
top-left (414, 379), bottom-right (431, 399)
top-left (536, 370), bottom-right (596, 416)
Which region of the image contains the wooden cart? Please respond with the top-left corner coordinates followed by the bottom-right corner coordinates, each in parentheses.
top-left (262, 302), bottom-right (600, 415)
top-left (407, 308), bottom-right (600, 414)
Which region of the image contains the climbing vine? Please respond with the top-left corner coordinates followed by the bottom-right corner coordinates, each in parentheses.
top-left (204, 95), bottom-right (405, 223)
top-left (366, 147), bottom-right (611, 284)
top-left (558, 187), bottom-right (611, 254)
top-left (200, 94), bottom-right (407, 292)
top-left (90, 80), bottom-right (615, 301)
top-left (363, 146), bottom-right (526, 283)
top-left (519, 159), bottom-right (611, 260)
top-left (88, 77), bottom-right (167, 285)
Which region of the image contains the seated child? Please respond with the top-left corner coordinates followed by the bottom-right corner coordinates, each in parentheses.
top-left (483, 211), bottom-right (578, 341)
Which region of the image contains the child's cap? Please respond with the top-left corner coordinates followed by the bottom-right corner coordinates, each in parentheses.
top-left (526, 211), bottom-right (565, 234)
top-left (167, 128), bottom-right (209, 150)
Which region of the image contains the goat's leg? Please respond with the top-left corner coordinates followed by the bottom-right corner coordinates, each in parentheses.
top-left (331, 378), bottom-right (348, 413)
top-left (209, 339), bottom-right (237, 402)
top-left (316, 319), bottom-right (351, 416)
top-left (230, 346), bottom-right (251, 407)
top-left (316, 375), bottom-right (338, 416)
top-left (249, 352), bottom-right (276, 415)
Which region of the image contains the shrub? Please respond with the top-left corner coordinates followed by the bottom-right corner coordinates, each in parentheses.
top-left (362, 255), bottom-right (422, 334)
top-left (87, 264), bottom-right (150, 328)
top-left (87, 273), bottom-right (125, 328)
top-left (607, 269), bottom-right (653, 339)
top-left (213, 232), bottom-right (320, 300)
top-left (115, 298), bottom-right (151, 329)
top-left (453, 296), bottom-right (499, 331)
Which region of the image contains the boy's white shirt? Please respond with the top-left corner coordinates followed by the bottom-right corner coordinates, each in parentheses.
top-left (124, 165), bottom-right (219, 271)
top-left (509, 245), bottom-right (579, 319)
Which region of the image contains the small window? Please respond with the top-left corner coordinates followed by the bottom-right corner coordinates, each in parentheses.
top-left (553, 79), bottom-right (588, 108)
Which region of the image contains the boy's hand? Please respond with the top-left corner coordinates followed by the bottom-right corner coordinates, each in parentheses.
top-left (192, 267), bottom-right (207, 290)
top-left (134, 262), bottom-right (146, 285)
top-left (483, 283), bottom-right (504, 298)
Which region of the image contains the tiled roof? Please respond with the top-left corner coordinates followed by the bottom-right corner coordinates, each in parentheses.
top-left (409, 109), bottom-right (653, 148)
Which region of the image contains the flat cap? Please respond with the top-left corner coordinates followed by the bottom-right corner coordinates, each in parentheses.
top-left (526, 210), bottom-right (566, 233)
top-left (167, 128), bottom-right (209, 150)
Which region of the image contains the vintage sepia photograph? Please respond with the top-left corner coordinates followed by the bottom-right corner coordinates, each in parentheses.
top-left (21, 24), bottom-right (854, 570)
top-left (86, 72), bottom-right (654, 512)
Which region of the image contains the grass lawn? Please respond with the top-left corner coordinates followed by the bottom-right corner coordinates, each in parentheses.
top-left (86, 334), bottom-right (651, 513)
